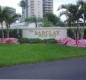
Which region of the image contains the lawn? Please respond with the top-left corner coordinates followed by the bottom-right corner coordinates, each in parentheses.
top-left (0, 44), bottom-right (86, 67)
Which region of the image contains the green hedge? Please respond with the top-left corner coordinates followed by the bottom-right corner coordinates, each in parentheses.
top-left (19, 38), bottom-right (57, 44)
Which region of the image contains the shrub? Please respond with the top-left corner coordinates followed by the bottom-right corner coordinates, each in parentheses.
top-left (19, 38), bottom-right (56, 44)
top-left (43, 39), bottom-right (57, 43)
top-left (19, 38), bottom-right (43, 43)
top-left (19, 38), bottom-right (30, 43)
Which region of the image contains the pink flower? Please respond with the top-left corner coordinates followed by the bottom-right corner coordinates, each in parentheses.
top-left (5, 38), bottom-right (19, 44)
top-left (0, 38), bottom-right (19, 44)
top-left (57, 37), bottom-right (86, 47)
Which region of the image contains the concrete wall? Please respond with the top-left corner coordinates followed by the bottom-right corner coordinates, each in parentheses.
top-left (22, 27), bottom-right (67, 40)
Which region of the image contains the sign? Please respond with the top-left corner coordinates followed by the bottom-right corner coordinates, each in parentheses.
top-left (22, 27), bottom-right (67, 40)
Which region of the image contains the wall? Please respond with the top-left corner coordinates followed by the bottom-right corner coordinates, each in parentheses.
top-left (22, 27), bottom-right (67, 40)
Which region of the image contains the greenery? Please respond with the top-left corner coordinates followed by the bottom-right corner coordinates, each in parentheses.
top-left (19, 0), bottom-right (27, 8)
top-left (44, 12), bottom-right (64, 26)
top-left (0, 6), bottom-right (21, 39)
top-left (42, 18), bottom-right (53, 27)
top-left (0, 44), bottom-right (86, 67)
top-left (25, 16), bottom-right (42, 27)
top-left (57, 0), bottom-right (86, 41)
top-left (19, 38), bottom-right (56, 43)
top-left (0, 29), bottom-right (22, 38)
top-left (19, 38), bottom-right (42, 43)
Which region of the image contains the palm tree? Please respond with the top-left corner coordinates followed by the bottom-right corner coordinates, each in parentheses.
top-left (19, 0), bottom-right (27, 10)
top-left (19, 0), bottom-right (27, 21)
top-left (77, 0), bottom-right (86, 26)
top-left (0, 6), bottom-right (9, 42)
top-left (77, 0), bottom-right (86, 39)
top-left (4, 8), bottom-right (21, 37)
top-left (25, 16), bottom-right (42, 27)
top-left (57, 3), bottom-right (83, 44)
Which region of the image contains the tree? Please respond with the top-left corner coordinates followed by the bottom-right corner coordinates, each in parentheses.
top-left (25, 16), bottom-right (42, 27)
top-left (44, 12), bottom-right (61, 26)
top-left (19, 0), bottom-right (27, 21)
top-left (77, 0), bottom-right (86, 39)
top-left (0, 6), bottom-right (10, 42)
top-left (57, 3), bottom-right (83, 44)
top-left (5, 14), bottom-right (21, 38)
top-left (77, 0), bottom-right (86, 26)
top-left (19, 0), bottom-right (26, 8)
top-left (42, 18), bottom-right (53, 27)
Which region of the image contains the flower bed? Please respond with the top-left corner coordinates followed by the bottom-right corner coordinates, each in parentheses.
top-left (0, 38), bottom-right (19, 44)
top-left (57, 37), bottom-right (86, 47)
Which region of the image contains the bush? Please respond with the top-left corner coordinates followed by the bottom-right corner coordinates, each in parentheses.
top-left (43, 39), bottom-right (57, 43)
top-left (19, 38), bottom-right (30, 43)
top-left (19, 38), bottom-right (56, 44)
top-left (19, 38), bottom-right (43, 43)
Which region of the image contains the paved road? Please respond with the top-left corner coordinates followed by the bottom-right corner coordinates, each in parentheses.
top-left (0, 57), bottom-right (86, 79)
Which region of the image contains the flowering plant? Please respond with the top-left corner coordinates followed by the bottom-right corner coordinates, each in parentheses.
top-left (0, 38), bottom-right (19, 44)
top-left (57, 37), bottom-right (86, 47)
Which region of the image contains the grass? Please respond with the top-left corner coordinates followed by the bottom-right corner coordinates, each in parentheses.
top-left (0, 44), bottom-right (86, 67)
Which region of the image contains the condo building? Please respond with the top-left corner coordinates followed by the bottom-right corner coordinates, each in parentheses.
top-left (22, 0), bottom-right (53, 19)
top-left (43, 0), bottom-right (53, 15)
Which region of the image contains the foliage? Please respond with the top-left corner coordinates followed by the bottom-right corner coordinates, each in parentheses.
top-left (4, 7), bottom-right (21, 37)
top-left (0, 6), bottom-right (8, 40)
top-left (42, 18), bottom-right (53, 27)
top-left (43, 39), bottom-right (57, 43)
top-left (44, 12), bottom-right (62, 26)
top-left (19, 0), bottom-right (27, 8)
top-left (19, 38), bottom-right (56, 44)
top-left (25, 16), bottom-right (42, 27)
top-left (0, 29), bottom-right (22, 38)
top-left (0, 6), bottom-right (21, 38)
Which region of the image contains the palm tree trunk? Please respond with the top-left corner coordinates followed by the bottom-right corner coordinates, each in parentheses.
top-left (1, 22), bottom-right (5, 43)
top-left (35, 21), bottom-right (37, 27)
top-left (81, 14), bottom-right (85, 39)
top-left (76, 21), bottom-right (79, 45)
top-left (7, 26), bottom-right (10, 38)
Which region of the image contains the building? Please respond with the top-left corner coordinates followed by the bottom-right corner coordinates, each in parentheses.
top-left (22, 0), bottom-right (53, 19)
top-left (43, 0), bottom-right (53, 15)
top-left (23, 0), bottom-right (43, 19)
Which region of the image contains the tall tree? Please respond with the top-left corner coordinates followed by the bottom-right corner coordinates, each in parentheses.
top-left (25, 16), bottom-right (42, 27)
top-left (5, 14), bottom-right (21, 38)
top-left (57, 3), bottom-right (83, 43)
top-left (76, 0), bottom-right (86, 39)
top-left (19, 0), bottom-right (26, 8)
top-left (0, 6), bottom-right (10, 42)
top-left (44, 12), bottom-right (61, 26)
top-left (77, 0), bottom-right (86, 26)
top-left (19, 0), bottom-right (27, 21)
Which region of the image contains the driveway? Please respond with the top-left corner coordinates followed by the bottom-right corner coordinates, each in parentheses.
top-left (0, 57), bottom-right (86, 79)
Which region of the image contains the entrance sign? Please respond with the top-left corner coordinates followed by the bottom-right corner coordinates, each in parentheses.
top-left (22, 27), bottom-right (67, 40)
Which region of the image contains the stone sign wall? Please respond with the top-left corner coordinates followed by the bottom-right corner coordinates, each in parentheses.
top-left (22, 27), bottom-right (67, 40)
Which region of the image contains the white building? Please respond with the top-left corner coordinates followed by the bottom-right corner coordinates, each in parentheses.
top-left (43, 0), bottom-right (53, 15)
top-left (23, 0), bottom-right (43, 19)
top-left (22, 0), bottom-right (53, 20)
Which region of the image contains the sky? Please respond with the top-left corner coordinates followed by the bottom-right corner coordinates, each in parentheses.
top-left (0, 0), bottom-right (78, 21)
